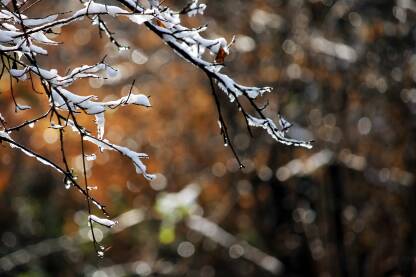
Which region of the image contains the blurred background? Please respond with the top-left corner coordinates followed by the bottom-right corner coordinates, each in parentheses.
top-left (1, 0), bottom-right (416, 276)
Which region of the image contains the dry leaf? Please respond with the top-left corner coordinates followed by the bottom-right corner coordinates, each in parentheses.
top-left (155, 19), bottom-right (166, 28)
top-left (215, 47), bottom-right (227, 63)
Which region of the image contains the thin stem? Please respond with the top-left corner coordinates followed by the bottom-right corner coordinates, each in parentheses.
top-left (81, 134), bottom-right (99, 254)
top-left (209, 77), bottom-right (244, 168)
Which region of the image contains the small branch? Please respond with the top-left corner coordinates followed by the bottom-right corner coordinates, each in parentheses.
top-left (81, 134), bottom-right (100, 255)
top-left (209, 77), bottom-right (244, 168)
top-left (0, 134), bottom-right (107, 215)
top-left (6, 108), bottom-right (52, 132)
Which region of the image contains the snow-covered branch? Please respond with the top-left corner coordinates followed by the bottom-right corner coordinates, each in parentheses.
top-left (0, 0), bottom-right (312, 256)
top-left (117, 0), bottom-right (313, 159)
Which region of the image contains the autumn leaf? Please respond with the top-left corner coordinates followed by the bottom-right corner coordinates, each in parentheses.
top-left (215, 47), bottom-right (227, 64)
top-left (155, 19), bottom-right (166, 28)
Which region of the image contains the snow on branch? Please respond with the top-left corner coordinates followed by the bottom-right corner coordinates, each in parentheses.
top-left (66, 120), bottom-right (155, 180)
top-left (88, 215), bottom-right (117, 228)
top-left (0, 0), bottom-right (312, 256)
top-left (0, 131), bottom-right (108, 214)
top-left (116, 0), bottom-right (313, 163)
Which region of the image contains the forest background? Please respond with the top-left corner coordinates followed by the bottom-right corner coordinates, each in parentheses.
top-left (0, 0), bottom-right (415, 276)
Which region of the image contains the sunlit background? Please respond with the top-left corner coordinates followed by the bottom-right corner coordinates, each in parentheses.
top-left (1, 0), bottom-right (416, 276)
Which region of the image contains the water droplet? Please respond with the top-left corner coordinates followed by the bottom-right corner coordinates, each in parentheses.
top-left (28, 122), bottom-right (34, 128)
top-left (87, 186), bottom-right (98, 190)
top-left (65, 180), bottom-right (71, 189)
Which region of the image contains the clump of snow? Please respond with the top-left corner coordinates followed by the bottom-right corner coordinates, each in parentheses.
top-left (89, 215), bottom-right (118, 228)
